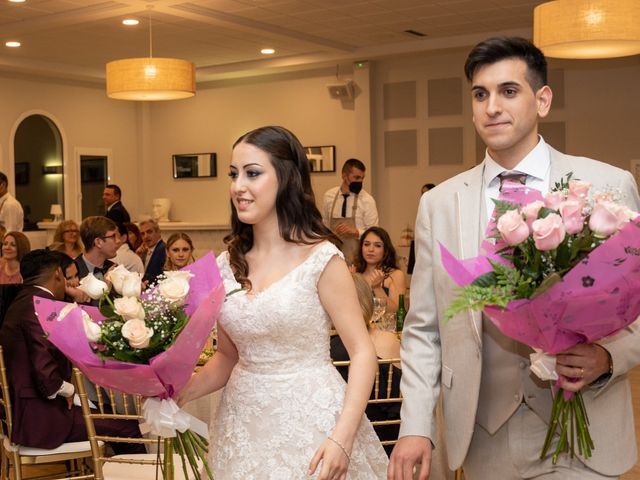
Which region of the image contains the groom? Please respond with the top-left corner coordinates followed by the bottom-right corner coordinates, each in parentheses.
top-left (389, 37), bottom-right (640, 479)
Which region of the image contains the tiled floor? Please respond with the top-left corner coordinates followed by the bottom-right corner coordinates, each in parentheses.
top-left (18, 367), bottom-right (640, 479)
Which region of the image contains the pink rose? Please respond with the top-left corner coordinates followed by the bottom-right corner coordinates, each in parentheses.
top-left (567, 180), bottom-right (591, 203)
top-left (497, 209), bottom-right (530, 246)
top-left (589, 201), bottom-right (638, 237)
top-left (544, 191), bottom-right (565, 210)
top-left (559, 200), bottom-right (586, 235)
top-left (531, 214), bottom-right (566, 251)
top-left (522, 200), bottom-right (545, 227)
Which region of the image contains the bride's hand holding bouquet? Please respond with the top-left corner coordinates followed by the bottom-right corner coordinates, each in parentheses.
top-left (36, 255), bottom-right (225, 480)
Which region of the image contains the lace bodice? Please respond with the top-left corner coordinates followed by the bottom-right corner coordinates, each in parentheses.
top-left (217, 242), bottom-right (336, 374)
top-left (210, 241), bottom-right (388, 479)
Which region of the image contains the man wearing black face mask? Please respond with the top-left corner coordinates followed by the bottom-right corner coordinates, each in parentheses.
top-left (322, 158), bottom-right (379, 264)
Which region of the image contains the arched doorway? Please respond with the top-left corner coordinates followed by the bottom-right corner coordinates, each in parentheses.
top-left (14, 114), bottom-right (63, 231)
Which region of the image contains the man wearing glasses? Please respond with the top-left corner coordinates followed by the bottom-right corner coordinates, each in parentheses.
top-left (76, 216), bottom-right (119, 305)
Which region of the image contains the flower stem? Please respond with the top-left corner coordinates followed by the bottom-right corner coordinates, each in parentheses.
top-left (541, 389), bottom-right (593, 465)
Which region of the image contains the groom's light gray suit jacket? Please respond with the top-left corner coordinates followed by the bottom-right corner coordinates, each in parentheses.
top-left (399, 145), bottom-right (640, 475)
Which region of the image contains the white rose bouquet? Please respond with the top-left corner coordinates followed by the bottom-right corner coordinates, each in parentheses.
top-left (78, 266), bottom-right (195, 364)
top-left (37, 255), bottom-right (225, 480)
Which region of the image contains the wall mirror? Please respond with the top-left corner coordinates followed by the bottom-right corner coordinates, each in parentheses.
top-left (304, 145), bottom-right (336, 172)
top-left (172, 153), bottom-right (217, 178)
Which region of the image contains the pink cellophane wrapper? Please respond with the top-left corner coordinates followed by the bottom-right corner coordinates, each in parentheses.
top-left (34, 252), bottom-right (225, 397)
top-left (440, 184), bottom-right (640, 354)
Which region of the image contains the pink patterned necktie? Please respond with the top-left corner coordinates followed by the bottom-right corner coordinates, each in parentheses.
top-left (498, 171), bottom-right (527, 192)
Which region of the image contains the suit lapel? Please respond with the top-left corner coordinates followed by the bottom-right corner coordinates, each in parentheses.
top-left (548, 146), bottom-right (574, 184)
top-left (455, 164), bottom-right (484, 345)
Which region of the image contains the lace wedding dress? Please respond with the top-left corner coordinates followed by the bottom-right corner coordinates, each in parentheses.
top-left (211, 242), bottom-right (389, 479)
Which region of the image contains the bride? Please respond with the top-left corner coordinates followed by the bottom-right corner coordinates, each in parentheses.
top-left (177, 126), bottom-right (388, 479)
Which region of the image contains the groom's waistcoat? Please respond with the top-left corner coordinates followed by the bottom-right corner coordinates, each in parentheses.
top-left (474, 192), bottom-right (553, 434)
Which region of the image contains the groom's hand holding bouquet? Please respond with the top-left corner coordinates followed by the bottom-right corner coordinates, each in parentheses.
top-left (442, 175), bottom-right (640, 463)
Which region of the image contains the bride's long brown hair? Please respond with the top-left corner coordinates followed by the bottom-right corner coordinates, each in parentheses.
top-left (224, 126), bottom-right (339, 290)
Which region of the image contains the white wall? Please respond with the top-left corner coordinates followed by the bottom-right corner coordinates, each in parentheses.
top-left (145, 65), bottom-right (371, 225)
top-left (0, 75), bottom-right (140, 222)
top-left (370, 50), bottom-right (640, 250)
top-left (1, 51), bottom-right (638, 250)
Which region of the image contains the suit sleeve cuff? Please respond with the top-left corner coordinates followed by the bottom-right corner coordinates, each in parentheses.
top-left (47, 381), bottom-right (75, 399)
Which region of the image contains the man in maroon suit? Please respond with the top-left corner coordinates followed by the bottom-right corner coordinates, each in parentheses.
top-left (0, 249), bottom-right (144, 452)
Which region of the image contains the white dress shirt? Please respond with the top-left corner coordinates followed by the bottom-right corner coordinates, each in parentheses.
top-left (322, 186), bottom-right (379, 235)
top-left (114, 243), bottom-right (144, 274)
top-left (0, 192), bottom-right (24, 232)
top-left (482, 136), bottom-right (551, 219)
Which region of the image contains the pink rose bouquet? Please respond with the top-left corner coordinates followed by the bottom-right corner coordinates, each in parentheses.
top-left (442, 174), bottom-right (640, 463)
top-left (35, 253), bottom-right (225, 480)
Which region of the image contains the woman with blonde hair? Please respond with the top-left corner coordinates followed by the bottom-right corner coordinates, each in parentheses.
top-left (0, 231), bottom-right (31, 284)
top-left (330, 273), bottom-right (401, 456)
top-left (49, 220), bottom-right (83, 259)
top-left (164, 232), bottom-right (195, 271)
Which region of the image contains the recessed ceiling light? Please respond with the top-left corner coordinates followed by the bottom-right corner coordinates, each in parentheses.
top-left (9, 0), bottom-right (26, 3)
top-left (5, 41), bottom-right (20, 48)
top-left (261, 48), bottom-right (275, 55)
top-left (122, 18), bottom-right (139, 26)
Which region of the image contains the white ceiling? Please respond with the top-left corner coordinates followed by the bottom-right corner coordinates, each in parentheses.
top-left (0, 0), bottom-right (544, 84)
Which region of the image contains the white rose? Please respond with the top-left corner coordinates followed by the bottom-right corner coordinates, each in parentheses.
top-left (78, 273), bottom-right (109, 300)
top-left (105, 265), bottom-right (129, 295)
top-left (81, 310), bottom-right (102, 342)
top-left (114, 297), bottom-right (146, 321)
top-left (121, 319), bottom-right (154, 349)
top-left (157, 271), bottom-right (194, 305)
top-left (107, 266), bottom-right (142, 298)
top-left (120, 272), bottom-right (143, 298)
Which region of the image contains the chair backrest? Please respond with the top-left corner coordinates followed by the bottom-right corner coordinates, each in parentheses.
top-left (0, 345), bottom-right (14, 441)
top-left (72, 368), bottom-right (157, 477)
top-left (332, 357), bottom-right (402, 447)
top-left (1, 349), bottom-right (95, 480)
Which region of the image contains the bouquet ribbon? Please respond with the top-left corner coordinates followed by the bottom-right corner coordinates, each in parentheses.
top-left (140, 398), bottom-right (208, 439)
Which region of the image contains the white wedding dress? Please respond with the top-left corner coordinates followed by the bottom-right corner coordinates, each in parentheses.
top-left (211, 242), bottom-right (389, 479)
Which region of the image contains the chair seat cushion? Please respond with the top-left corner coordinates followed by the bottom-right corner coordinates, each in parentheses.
top-left (16, 439), bottom-right (101, 456)
top-left (104, 453), bottom-right (202, 480)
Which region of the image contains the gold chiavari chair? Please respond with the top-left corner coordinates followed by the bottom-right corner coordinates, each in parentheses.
top-left (332, 357), bottom-right (465, 479)
top-left (0, 346), bottom-right (94, 480)
top-left (73, 368), bottom-right (201, 480)
top-left (332, 357), bottom-right (402, 450)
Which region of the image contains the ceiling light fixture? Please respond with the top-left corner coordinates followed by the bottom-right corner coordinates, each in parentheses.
top-left (534, 0), bottom-right (640, 59)
top-left (106, 9), bottom-right (195, 101)
top-left (5, 41), bottom-right (20, 47)
top-left (122, 19), bottom-right (139, 26)
top-left (260, 48), bottom-right (275, 55)
top-left (8, 0), bottom-right (26, 3)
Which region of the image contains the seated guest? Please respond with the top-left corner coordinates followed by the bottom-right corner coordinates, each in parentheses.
top-left (124, 222), bottom-right (143, 253)
top-left (113, 223), bottom-right (144, 274)
top-left (137, 220), bottom-right (165, 286)
top-left (0, 249), bottom-right (144, 453)
top-left (331, 273), bottom-right (401, 456)
top-left (76, 216), bottom-right (119, 305)
top-left (164, 232), bottom-right (195, 271)
top-left (49, 220), bottom-right (83, 259)
top-left (354, 226), bottom-right (406, 313)
top-left (0, 232), bottom-right (30, 284)
top-left (60, 254), bottom-right (90, 304)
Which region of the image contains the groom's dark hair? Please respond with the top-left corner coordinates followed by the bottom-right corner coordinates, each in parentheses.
top-left (464, 36), bottom-right (548, 92)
